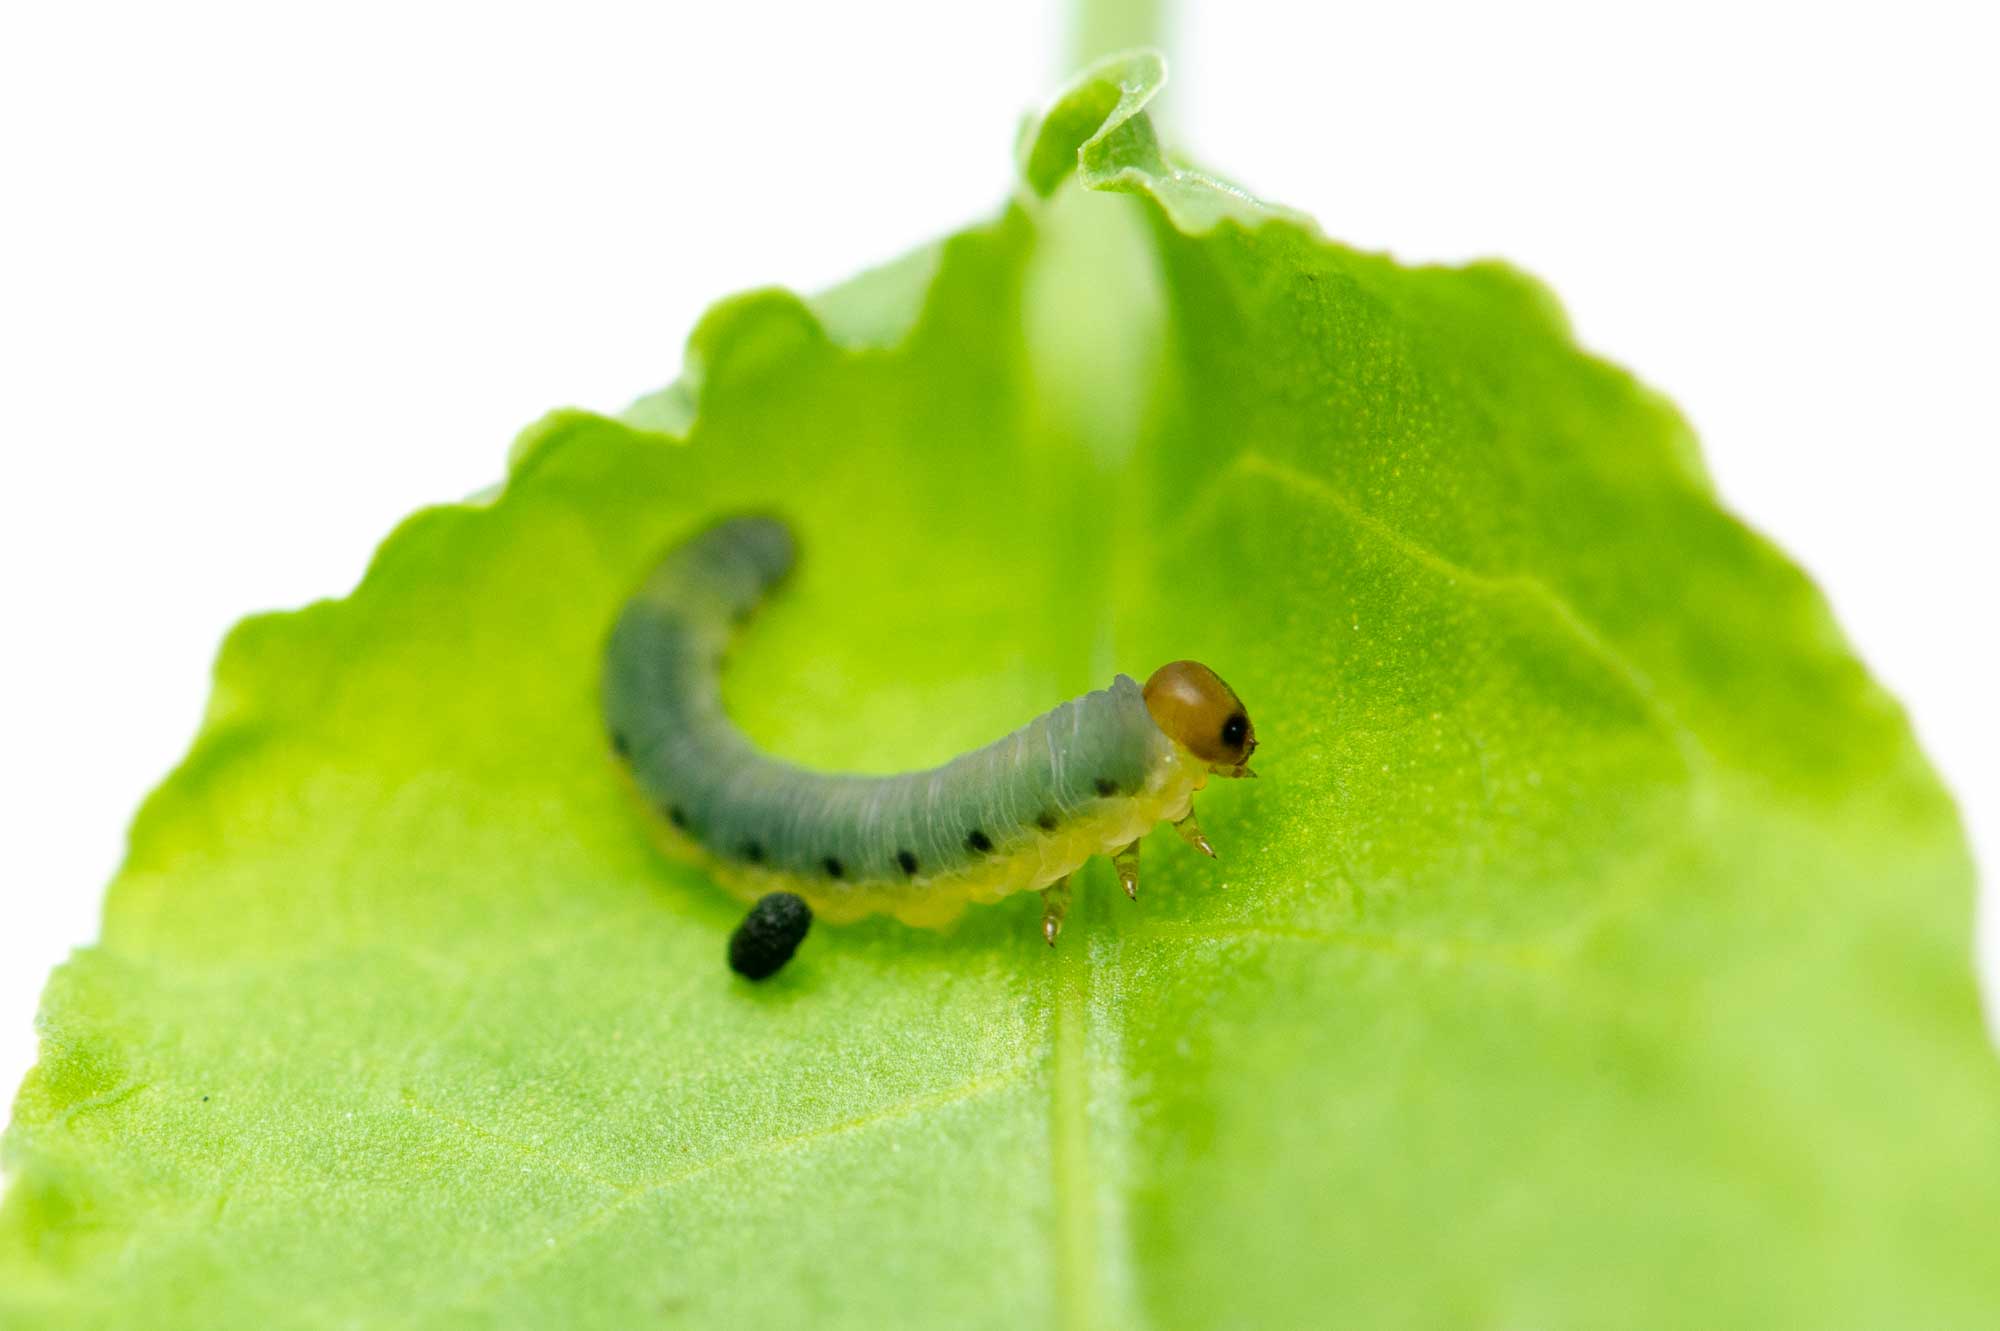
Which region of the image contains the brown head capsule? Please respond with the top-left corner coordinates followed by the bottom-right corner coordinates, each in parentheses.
top-left (1143, 660), bottom-right (1258, 777)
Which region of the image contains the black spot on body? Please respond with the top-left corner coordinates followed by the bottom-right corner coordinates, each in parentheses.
top-left (966, 829), bottom-right (993, 854)
top-left (824, 857), bottom-right (845, 878)
top-left (1094, 777), bottom-right (1119, 797)
top-left (611, 731), bottom-right (630, 758)
top-left (897, 850), bottom-right (919, 875)
top-left (743, 841), bottom-right (765, 864)
top-left (667, 805), bottom-right (689, 830)
top-left (1036, 811), bottom-right (1060, 831)
top-left (729, 892), bottom-right (812, 980)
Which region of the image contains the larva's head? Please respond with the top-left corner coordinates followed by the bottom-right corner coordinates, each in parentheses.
top-left (1143, 661), bottom-right (1257, 778)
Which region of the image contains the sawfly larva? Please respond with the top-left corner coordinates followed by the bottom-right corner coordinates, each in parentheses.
top-left (603, 516), bottom-right (1258, 977)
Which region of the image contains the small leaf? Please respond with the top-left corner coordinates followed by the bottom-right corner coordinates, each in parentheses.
top-left (5, 55), bottom-right (1996, 1330)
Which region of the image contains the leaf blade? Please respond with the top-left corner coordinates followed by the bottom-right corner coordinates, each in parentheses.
top-left (5, 59), bottom-right (1994, 1331)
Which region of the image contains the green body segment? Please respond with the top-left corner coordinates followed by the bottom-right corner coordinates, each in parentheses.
top-left (602, 517), bottom-right (1177, 909)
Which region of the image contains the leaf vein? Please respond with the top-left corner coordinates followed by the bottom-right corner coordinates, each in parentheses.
top-left (1230, 449), bottom-right (1718, 806)
top-left (434, 1067), bottom-right (1033, 1318)
top-left (399, 1091), bottom-right (628, 1191)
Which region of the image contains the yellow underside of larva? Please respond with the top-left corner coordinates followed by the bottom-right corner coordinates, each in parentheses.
top-left (627, 744), bottom-right (1213, 929)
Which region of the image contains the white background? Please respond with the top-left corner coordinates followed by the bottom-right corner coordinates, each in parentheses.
top-left (3, 1), bottom-right (1995, 1098)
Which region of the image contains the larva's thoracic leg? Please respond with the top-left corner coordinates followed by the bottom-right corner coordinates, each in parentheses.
top-left (1113, 840), bottom-right (1141, 901)
top-left (1041, 877), bottom-right (1072, 946)
top-left (1174, 808), bottom-right (1216, 858)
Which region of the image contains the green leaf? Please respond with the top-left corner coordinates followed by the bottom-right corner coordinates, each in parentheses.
top-left (6, 54), bottom-right (1995, 1329)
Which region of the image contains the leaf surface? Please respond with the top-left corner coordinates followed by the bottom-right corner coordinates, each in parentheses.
top-left (5, 55), bottom-right (1995, 1330)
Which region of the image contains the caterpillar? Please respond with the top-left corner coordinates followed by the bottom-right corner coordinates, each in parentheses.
top-left (602, 515), bottom-right (1258, 977)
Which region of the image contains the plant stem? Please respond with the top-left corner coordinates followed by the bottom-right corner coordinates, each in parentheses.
top-left (1072, 0), bottom-right (1168, 67)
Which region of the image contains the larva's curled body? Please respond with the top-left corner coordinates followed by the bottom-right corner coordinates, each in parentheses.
top-left (603, 516), bottom-right (1258, 973)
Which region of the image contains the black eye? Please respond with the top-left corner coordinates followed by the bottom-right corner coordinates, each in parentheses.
top-left (1221, 714), bottom-right (1248, 748)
